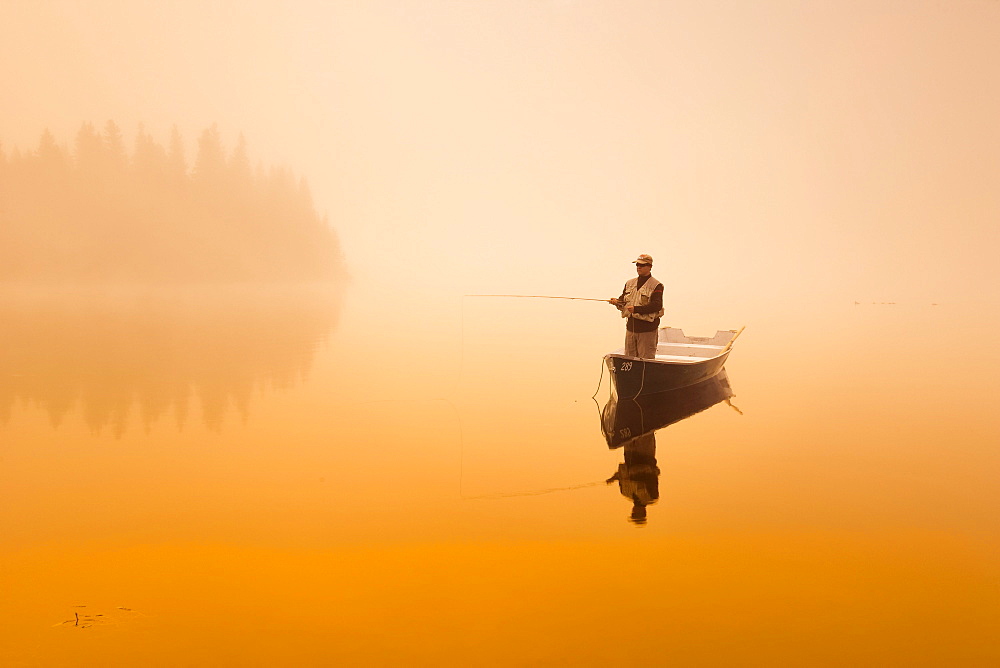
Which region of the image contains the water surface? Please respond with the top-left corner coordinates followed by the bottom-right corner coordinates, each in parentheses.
top-left (2, 288), bottom-right (997, 665)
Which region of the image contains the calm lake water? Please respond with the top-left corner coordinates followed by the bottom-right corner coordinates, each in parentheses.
top-left (2, 285), bottom-right (997, 666)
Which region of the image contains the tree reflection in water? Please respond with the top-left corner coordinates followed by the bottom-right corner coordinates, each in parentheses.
top-left (0, 285), bottom-right (343, 435)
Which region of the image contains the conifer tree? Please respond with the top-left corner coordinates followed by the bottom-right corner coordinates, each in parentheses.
top-left (36, 129), bottom-right (67, 168)
top-left (192, 123), bottom-right (226, 188)
top-left (74, 122), bottom-right (103, 174)
top-left (103, 120), bottom-right (127, 173)
top-left (133, 124), bottom-right (167, 179)
top-left (167, 125), bottom-right (187, 181)
top-left (229, 133), bottom-right (252, 185)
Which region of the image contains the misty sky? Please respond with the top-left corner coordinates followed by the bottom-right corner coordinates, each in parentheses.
top-left (2, 0), bottom-right (998, 306)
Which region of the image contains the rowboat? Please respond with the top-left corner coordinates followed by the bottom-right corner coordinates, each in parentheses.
top-left (605, 326), bottom-right (743, 399)
top-left (601, 369), bottom-right (735, 448)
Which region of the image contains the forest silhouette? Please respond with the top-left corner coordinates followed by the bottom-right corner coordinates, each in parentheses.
top-left (0, 122), bottom-right (345, 283)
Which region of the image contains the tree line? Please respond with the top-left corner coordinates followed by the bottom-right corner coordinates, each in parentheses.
top-left (0, 122), bottom-right (346, 283)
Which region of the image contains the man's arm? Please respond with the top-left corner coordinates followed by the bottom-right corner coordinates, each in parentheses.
top-left (609, 285), bottom-right (627, 308)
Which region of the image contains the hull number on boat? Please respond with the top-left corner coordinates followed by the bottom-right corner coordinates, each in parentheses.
top-left (619, 427), bottom-right (631, 439)
top-left (620, 361), bottom-right (633, 372)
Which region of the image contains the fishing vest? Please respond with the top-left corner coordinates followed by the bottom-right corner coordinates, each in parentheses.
top-left (622, 276), bottom-right (664, 322)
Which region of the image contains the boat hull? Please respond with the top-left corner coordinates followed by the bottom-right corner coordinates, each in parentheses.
top-left (605, 349), bottom-right (730, 399)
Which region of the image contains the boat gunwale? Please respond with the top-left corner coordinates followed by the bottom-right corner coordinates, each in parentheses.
top-left (605, 349), bottom-right (729, 365)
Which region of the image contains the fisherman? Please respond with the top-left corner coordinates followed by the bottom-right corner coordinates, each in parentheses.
top-left (609, 253), bottom-right (664, 360)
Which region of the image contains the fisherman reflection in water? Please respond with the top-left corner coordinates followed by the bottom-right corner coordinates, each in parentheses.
top-left (609, 253), bottom-right (664, 359)
top-left (606, 433), bottom-right (660, 525)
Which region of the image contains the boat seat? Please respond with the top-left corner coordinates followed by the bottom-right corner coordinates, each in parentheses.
top-left (653, 354), bottom-right (704, 363)
top-left (656, 342), bottom-right (725, 351)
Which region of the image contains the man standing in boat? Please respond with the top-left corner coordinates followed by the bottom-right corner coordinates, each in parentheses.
top-left (609, 254), bottom-right (664, 359)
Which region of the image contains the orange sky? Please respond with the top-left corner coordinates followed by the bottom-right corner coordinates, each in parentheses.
top-left (2, 0), bottom-right (998, 306)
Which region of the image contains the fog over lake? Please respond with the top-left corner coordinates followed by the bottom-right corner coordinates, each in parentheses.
top-left (2, 1), bottom-right (998, 665)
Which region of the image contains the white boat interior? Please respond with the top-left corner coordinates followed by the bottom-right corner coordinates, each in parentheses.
top-left (611, 327), bottom-right (738, 363)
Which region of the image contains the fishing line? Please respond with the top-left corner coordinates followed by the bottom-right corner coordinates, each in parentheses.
top-left (462, 481), bottom-right (605, 500)
top-left (464, 293), bottom-right (614, 405)
top-left (464, 294), bottom-right (610, 302)
top-left (458, 294), bottom-right (616, 501)
top-left (589, 357), bottom-right (606, 401)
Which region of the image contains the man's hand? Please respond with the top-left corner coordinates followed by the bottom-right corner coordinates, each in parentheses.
top-left (609, 298), bottom-right (620, 305)
top-left (625, 305), bottom-right (635, 313)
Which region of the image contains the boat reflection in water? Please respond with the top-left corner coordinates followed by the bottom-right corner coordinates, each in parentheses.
top-left (601, 369), bottom-right (736, 525)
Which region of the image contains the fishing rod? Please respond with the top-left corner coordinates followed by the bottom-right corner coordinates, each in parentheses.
top-left (464, 294), bottom-right (611, 302)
